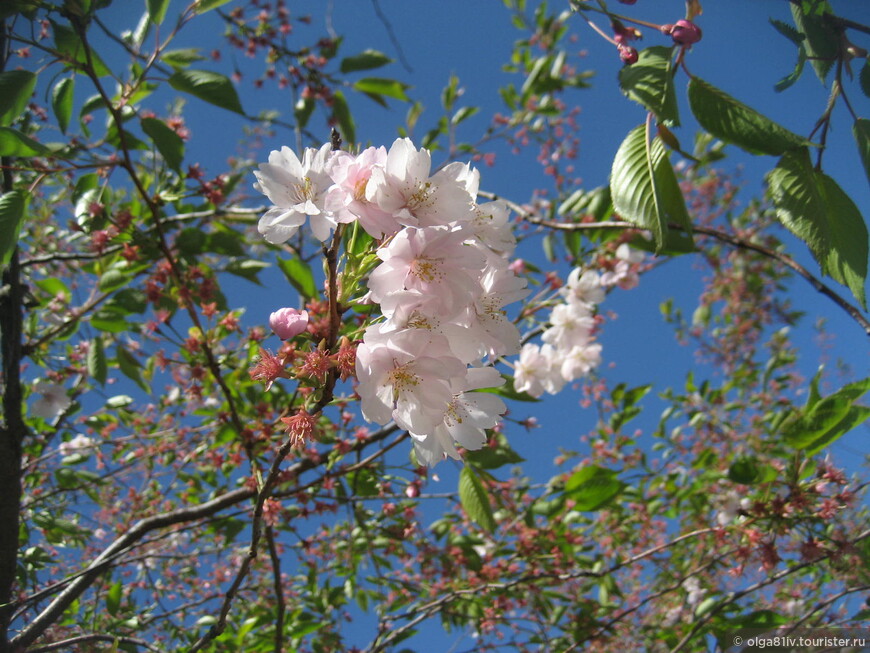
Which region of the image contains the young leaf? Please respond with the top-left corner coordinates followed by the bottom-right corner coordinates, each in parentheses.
top-left (88, 337), bottom-right (108, 386)
top-left (0, 127), bottom-right (49, 157)
top-left (106, 580), bottom-right (122, 616)
top-left (618, 46), bottom-right (679, 126)
top-left (610, 125), bottom-right (693, 252)
top-left (817, 173), bottom-right (868, 308)
top-left (790, 2), bottom-right (837, 84)
top-left (194, 0), bottom-right (232, 13)
top-left (168, 70), bottom-right (244, 115)
top-left (146, 0), bottom-right (170, 25)
top-left (52, 21), bottom-right (110, 77)
top-left (340, 49), bottom-right (392, 74)
top-left (0, 70), bottom-right (36, 126)
top-left (160, 48), bottom-right (206, 69)
top-left (331, 91), bottom-right (355, 147)
top-left (0, 189), bottom-right (27, 265)
top-left (688, 77), bottom-right (810, 155)
top-left (141, 117), bottom-right (185, 172)
top-left (51, 77), bottom-right (74, 134)
top-left (277, 257), bottom-right (318, 300)
top-left (563, 465), bottom-right (626, 511)
top-left (352, 78), bottom-right (410, 102)
top-left (766, 148), bottom-right (830, 266)
top-left (782, 377), bottom-right (870, 455)
top-left (459, 466), bottom-right (496, 533)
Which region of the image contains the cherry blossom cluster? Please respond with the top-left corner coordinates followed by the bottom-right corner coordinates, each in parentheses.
top-left (254, 138), bottom-right (528, 465)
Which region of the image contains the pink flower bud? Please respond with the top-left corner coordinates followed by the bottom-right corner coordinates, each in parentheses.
top-left (669, 19), bottom-right (702, 46)
top-left (269, 307), bottom-right (309, 340)
top-left (618, 44), bottom-right (639, 65)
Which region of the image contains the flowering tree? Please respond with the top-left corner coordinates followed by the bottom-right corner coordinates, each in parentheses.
top-left (1, 0), bottom-right (869, 651)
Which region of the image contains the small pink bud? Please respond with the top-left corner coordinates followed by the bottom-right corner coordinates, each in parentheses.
top-left (670, 19), bottom-right (702, 46)
top-left (618, 44), bottom-right (639, 65)
top-left (269, 307), bottom-right (309, 340)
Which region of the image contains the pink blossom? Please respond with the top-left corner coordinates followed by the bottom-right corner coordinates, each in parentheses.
top-left (269, 307), bottom-right (309, 340)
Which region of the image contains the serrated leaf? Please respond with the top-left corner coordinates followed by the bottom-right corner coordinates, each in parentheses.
top-left (277, 257), bottom-right (318, 300)
top-left (0, 70), bottom-right (36, 126)
top-left (168, 70), bottom-right (244, 115)
top-left (774, 45), bottom-right (806, 93)
top-left (141, 117), bottom-right (184, 172)
top-left (0, 189), bottom-right (27, 266)
top-left (106, 581), bottom-right (122, 616)
top-left (790, 2), bottom-right (837, 83)
top-left (817, 173), bottom-right (867, 308)
top-left (51, 77), bottom-right (74, 134)
top-left (0, 127), bottom-right (49, 157)
top-left (610, 125), bottom-right (693, 253)
top-left (688, 77), bottom-right (810, 155)
top-left (352, 78), bottom-right (410, 102)
top-left (769, 18), bottom-right (805, 46)
top-left (459, 466), bottom-right (496, 532)
top-left (766, 148), bottom-right (830, 266)
top-left (88, 337), bottom-right (108, 386)
top-left (854, 119), bottom-right (870, 188)
top-left (340, 49), bottom-right (392, 74)
top-left (618, 46), bottom-right (679, 126)
top-left (331, 90), bottom-right (355, 147)
top-left (783, 377), bottom-right (870, 455)
top-left (564, 465), bottom-right (626, 511)
top-left (146, 0), bottom-right (170, 25)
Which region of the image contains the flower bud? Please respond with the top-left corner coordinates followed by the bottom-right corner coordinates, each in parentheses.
top-left (269, 307), bottom-right (309, 340)
top-left (618, 44), bottom-right (639, 65)
top-left (669, 19), bottom-right (702, 46)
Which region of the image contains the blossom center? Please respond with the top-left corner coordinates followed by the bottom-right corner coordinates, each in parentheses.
top-left (290, 176), bottom-right (315, 204)
top-left (388, 362), bottom-right (420, 399)
top-left (409, 257), bottom-right (442, 283)
top-left (406, 181), bottom-right (434, 211)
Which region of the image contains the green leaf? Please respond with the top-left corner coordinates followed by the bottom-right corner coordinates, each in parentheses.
top-left (194, 0), bottom-right (231, 13)
top-left (331, 91), bottom-right (355, 147)
top-left (728, 456), bottom-right (763, 485)
top-left (0, 70), bottom-right (36, 126)
top-left (352, 78), bottom-right (410, 102)
top-left (117, 346), bottom-right (150, 393)
top-left (294, 97), bottom-right (315, 130)
top-left (106, 581), bottom-right (122, 616)
top-left (225, 259), bottom-right (269, 284)
top-left (451, 106), bottom-right (479, 126)
top-left (277, 256), bottom-right (318, 300)
top-left (141, 117), bottom-right (184, 172)
top-left (160, 48), bottom-right (206, 69)
top-left (790, 2), bottom-right (837, 83)
top-left (0, 127), bottom-right (49, 157)
top-left (459, 466), bottom-right (496, 532)
top-left (146, 0), bottom-right (170, 25)
top-left (783, 377), bottom-right (870, 455)
top-left (766, 148), bottom-right (830, 267)
top-left (618, 46), bottom-right (679, 126)
top-left (817, 173), bottom-right (868, 308)
top-left (51, 77), bottom-right (75, 134)
top-left (168, 70), bottom-right (244, 115)
top-left (610, 125), bottom-right (693, 253)
top-left (0, 190), bottom-right (27, 266)
top-left (465, 433), bottom-right (525, 470)
top-left (340, 49), bottom-right (392, 73)
top-left (52, 21), bottom-right (110, 77)
top-left (88, 337), bottom-right (108, 386)
top-left (564, 465), bottom-right (626, 511)
top-left (687, 77), bottom-right (810, 155)
top-left (854, 119), bottom-right (870, 188)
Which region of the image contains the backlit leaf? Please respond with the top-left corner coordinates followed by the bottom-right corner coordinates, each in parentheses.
top-left (141, 117), bottom-right (185, 172)
top-left (146, 0), bottom-right (170, 25)
top-left (88, 337), bottom-right (108, 386)
top-left (340, 49), bottom-right (392, 73)
top-left (0, 127), bottom-right (49, 157)
top-left (459, 466), bottom-right (496, 532)
top-left (51, 77), bottom-right (74, 134)
top-left (564, 465), bottom-right (626, 511)
top-left (0, 70), bottom-right (36, 126)
top-left (331, 91), bottom-right (355, 147)
top-left (854, 119), bottom-right (870, 188)
top-left (618, 46), bottom-right (679, 126)
top-left (169, 70), bottom-right (244, 115)
top-left (688, 77), bottom-right (810, 155)
top-left (0, 189), bottom-right (27, 265)
top-left (352, 77), bottom-right (410, 102)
